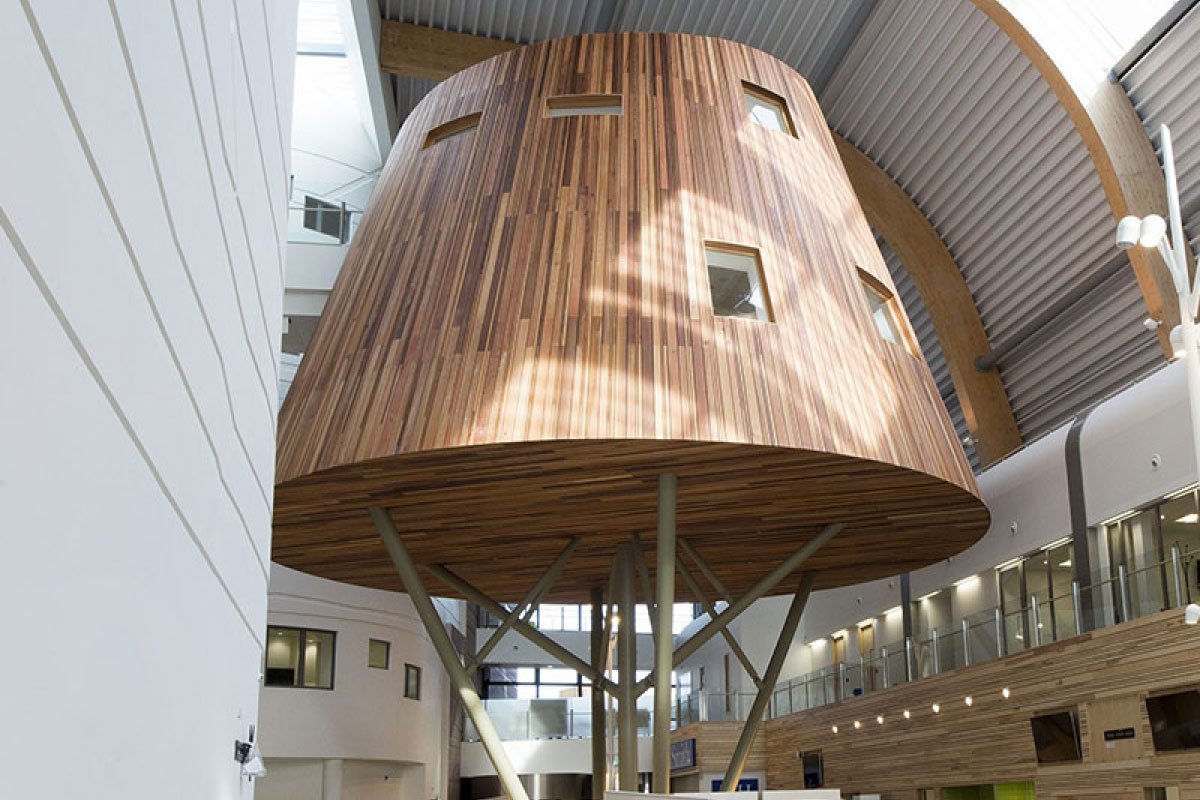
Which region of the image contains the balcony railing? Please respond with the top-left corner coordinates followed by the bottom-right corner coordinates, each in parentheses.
top-left (462, 697), bottom-right (653, 742)
top-left (463, 551), bottom-right (1195, 740)
top-left (761, 548), bottom-right (1195, 720)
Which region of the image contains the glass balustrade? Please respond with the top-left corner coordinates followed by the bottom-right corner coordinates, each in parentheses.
top-left (465, 551), bottom-right (1194, 740)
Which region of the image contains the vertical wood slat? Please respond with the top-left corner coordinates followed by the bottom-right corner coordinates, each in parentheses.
top-left (272, 34), bottom-right (987, 602)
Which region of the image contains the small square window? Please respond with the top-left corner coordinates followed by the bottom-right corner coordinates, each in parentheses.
top-left (545, 93), bottom-right (623, 117)
top-left (858, 269), bottom-right (905, 347)
top-left (404, 663), bottom-right (422, 700)
top-left (742, 82), bottom-right (796, 137)
top-left (423, 112), bottom-right (482, 149)
top-left (705, 244), bottom-right (773, 322)
top-left (368, 638), bottom-right (390, 669)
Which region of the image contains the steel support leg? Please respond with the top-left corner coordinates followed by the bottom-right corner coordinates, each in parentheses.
top-left (470, 537), bottom-right (578, 672)
top-left (721, 573), bottom-right (815, 791)
top-left (590, 587), bottom-right (606, 800)
top-left (615, 543), bottom-right (638, 789)
top-left (370, 507), bottom-right (529, 800)
top-left (653, 474), bottom-right (677, 793)
top-left (635, 523), bottom-right (843, 696)
top-left (677, 554), bottom-right (761, 688)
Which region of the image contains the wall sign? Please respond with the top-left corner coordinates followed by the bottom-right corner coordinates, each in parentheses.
top-left (1104, 727), bottom-right (1136, 742)
top-left (671, 738), bottom-right (697, 771)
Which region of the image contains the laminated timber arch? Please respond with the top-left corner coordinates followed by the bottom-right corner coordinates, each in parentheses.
top-left (832, 135), bottom-right (1022, 466)
top-left (377, 21), bottom-right (1021, 465)
top-left (970, 0), bottom-right (1182, 358)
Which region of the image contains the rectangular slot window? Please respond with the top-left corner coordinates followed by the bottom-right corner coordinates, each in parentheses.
top-left (705, 243), bottom-right (773, 322)
top-left (743, 81), bottom-right (796, 137)
top-left (545, 93), bottom-right (623, 117)
top-left (265, 626), bottom-right (336, 689)
top-left (368, 638), bottom-right (390, 670)
top-left (423, 111), bottom-right (482, 149)
top-left (404, 663), bottom-right (422, 700)
top-left (858, 269), bottom-right (905, 347)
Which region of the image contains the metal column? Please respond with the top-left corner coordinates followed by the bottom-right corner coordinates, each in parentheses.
top-left (615, 542), bottom-right (638, 790)
top-left (722, 573), bottom-right (816, 790)
top-left (590, 588), bottom-right (606, 800)
top-left (653, 474), bottom-right (677, 793)
top-left (370, 508), bottom-right (531, 800)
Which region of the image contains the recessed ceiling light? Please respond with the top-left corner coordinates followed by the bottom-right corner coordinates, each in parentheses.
top-left (903, 709), bottom-right (911, 719)
top-left (1002, 688), bottom-right (1011, 699)
top-left (853, 720), bottom-right (862, 729)
top-left (876, 715), bottom-right (884, 725)
top-left (964, 696), bottom-right (973, 707)
top-left (831, 725), bottom-right (838, 734)
top-left (931, 703), bottom-right (941, 713)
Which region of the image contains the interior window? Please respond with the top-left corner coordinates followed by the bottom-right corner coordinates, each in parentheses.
top-left (858, 269), bottom-right (904, 346)
top-left (545, 93), bottom-right (622, 117)
top-left (705, 244), bottom-right (773, 322)
top-left (743, 82), bottom-right (796, 136)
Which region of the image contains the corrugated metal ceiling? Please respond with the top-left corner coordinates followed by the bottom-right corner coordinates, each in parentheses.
top-left (1124, 2), bottom-right (1200, 260)
top-left (821, 0), bottom-right (1161, 442)
top-left (367, 0), bottom-right (1185, 466)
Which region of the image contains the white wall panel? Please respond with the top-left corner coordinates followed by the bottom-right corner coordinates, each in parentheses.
top-left (0, 1), bottom-right (293, 797)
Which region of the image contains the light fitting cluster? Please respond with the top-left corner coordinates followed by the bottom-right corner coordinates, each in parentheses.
top-left (829, 687), bottom-right (1010, 734)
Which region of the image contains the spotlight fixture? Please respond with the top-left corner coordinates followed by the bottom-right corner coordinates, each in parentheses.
top-left (964, 696), bottom-right (973, 707)
top-left (876, 715), bottom-right (884, 725)
top-left (853, 720), bottom-right (862, 729)
top-left (931, 703), bottom-right (941, 713)
top-left (903, 709), bottom-right (911, 719)
top-left (1001, 687), bottom-right (1010, 699)
top-left (831, 725), bottom-right (839, 734)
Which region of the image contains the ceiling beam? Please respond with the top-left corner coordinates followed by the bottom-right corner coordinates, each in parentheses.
top-left (970, 0), bottom-right (1181, 359)
top-left (380, 20), bottom-right (521, 81)
top-left (833, 134), bottom-right (1023, 466)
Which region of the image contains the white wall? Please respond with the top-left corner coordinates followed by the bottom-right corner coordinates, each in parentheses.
top-left (0, 1), bottom-right (293, 798)
top-left (258, 565), bottom-right (448, 800)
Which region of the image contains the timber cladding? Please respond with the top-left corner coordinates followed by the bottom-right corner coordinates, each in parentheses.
top-left (273, 33), bottom-right (987, 602)
top-left (762, 609), bottom-right (1200, 798)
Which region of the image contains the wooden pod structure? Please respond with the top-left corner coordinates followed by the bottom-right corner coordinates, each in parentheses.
top-left (274, 33), bottom-right (989, 602)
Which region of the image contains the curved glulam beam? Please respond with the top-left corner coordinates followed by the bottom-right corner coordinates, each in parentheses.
top-left (970, 0), bottom-right (1180, 358)
top-left (833, 134), bottom-right (1023, 466)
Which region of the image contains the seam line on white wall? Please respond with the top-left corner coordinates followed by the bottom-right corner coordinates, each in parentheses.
top-left (21, 0), bottom-right (271, 582)
top-left (190, 0), bottom-right (281, 390)
top-left (106, 0), bottom-right (275, 520)
top-left (1, 205), bottom-right (264, 652)
top-left (256, 0), bottom-right (291, 191)
top-left (166, 0), bottom-right (279, 421)
top-left (228, 0), bottom-right (288, 288)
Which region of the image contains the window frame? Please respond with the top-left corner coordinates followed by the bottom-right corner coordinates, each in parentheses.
top-left (264, 625), bottom-right (337, 690)
top-left (703, 241), bottom-right (775, 323)
top-left (423, 111), bottom-right (482, 149)
top-left (856, 268), bottom-right (914, 354)
top-left (544, 93), bottom-right (623, 118)
top-left (741, 81), bottom-right (797, 138)
top-left (368, 638), bottom-right (391, 670)
top-left (404, 663), bottom-right (422, 700)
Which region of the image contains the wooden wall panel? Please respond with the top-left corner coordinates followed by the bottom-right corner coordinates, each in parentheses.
top-left (273, 34), bottom-right (988, 601)
top-left (763, 610), bottom-right (1200, 799)
top-left (673, 721), bottom-right (767, 777)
